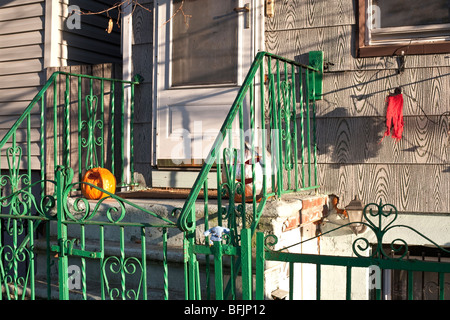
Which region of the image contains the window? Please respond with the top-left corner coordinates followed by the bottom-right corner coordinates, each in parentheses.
top-left (171, 0), bottom-right (238, 86)
top-left (357, 0), bottom-right (450, 57)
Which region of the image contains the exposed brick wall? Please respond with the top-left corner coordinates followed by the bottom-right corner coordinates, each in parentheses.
top-left (282, 195), bottom-right (328, 232)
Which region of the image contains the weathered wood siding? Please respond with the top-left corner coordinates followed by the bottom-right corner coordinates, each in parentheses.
top-left (0, 0), bottom-right (45, 170)
top-left (0, 0), bottom-right (122, 171)
top-left (266, 0), bottom-right (449, 213)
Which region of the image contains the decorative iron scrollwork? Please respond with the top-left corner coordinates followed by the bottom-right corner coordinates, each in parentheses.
top-left (102, 256), bottom-right (144, 300)
top-left (219, 147), bottom-right (246, 245)
top-left (221, 147), bottom-right (244, 204)
top-left (353, 201), bottom-right (450, 260)
top-left (0, 244), bottom-right (32, 300)
top-left (262, 200), bottom-right (450, 263)
top-left (263, 234), bottom-right (278, 251)
top-left (81, 95), bottom-right (104, 170)
top-left (280, 80), bottom-right (294, 171)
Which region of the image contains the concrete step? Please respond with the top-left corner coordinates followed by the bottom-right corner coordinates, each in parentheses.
top-left (32, 192), bottom-right (329, 300)
top-left (31, 277), bottom-right (186, 300)
top-left (33, 237), bottom-right (187, 299)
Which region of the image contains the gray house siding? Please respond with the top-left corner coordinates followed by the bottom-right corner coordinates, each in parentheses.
top-left (0, 0), bottom-right (45, 170)
top-left (265, 0), bottom-right (449, 214)
top-left (0, 0), bottom-right (121, 170)
top-left (58, 0), bottom-right (121, 65)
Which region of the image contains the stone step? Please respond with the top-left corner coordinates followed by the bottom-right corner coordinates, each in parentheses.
top-left (30, 277), bottom-right (186, 300)
top-left (32, 192), bottom-right (329, 300)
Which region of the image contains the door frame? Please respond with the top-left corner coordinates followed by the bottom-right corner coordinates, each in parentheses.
top-left (151, 0), bottom-right (265, 167)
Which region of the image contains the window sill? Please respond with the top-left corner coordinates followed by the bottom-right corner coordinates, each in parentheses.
top-left (358, 40), bottom-right (450, 58)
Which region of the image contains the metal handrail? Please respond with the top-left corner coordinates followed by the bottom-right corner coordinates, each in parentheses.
top-left (177, 51), bottom-right (322, 233)
top-left (0, 71), bottom-right (140, 148)
top-left (178, 51), bottom-right (323, 300)
top-left (0, 71), bottom-right (141, 190)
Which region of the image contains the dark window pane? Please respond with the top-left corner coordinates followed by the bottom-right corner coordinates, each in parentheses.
top-left (372, 0), bottom-right (450, 28)
top-left (172, 0), bottom-right (238, 86)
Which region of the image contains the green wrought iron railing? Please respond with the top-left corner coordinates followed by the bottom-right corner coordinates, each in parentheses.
top-left (178, 51), bottom-right (323, 231)
top-left (177, 51), bottom-right (324, 299)
top-left (0, 71), bottom-right (181, 300)
top-left (0, 70), bottom-right (141, 196)
top-left (52, 166), bottom-right (178, 300)
top-left (1, 52), bottom-right (325, 300)
top-left (0, 165), bottom-right (178, 300)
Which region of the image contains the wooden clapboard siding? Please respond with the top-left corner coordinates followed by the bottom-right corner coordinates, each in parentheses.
top-left (0, 73), bottom-right (42, 89)
top-left (267, 26), bottom-right (450, 72)
top-left (0, 17), bottom-right (44, 35)
top-left (0, 0), bottom-right (123, 172)
top-left (0, 59), bottom-right (42, 76)
top-left (0, 1), bottom-right (43, 20)
top-left (1, 0), bottom-right (42, 8)
top-left (317, 67), bottom-right (450, 117)
top-left (131, 0), bottom-right (153, 186)
top-left (266, 0), bottom-right (355, 31)
top-left (58, 0), bottom-right (121, 66)
top-left (0, 0), bottom-right (45, 170)
top-left (319, 163), bottom-right (449, 214)
top-left (0, 86), bottom-right (42, 102)
top-left (266, 0), bottom-right (450, 213)
top-left (0, 31), bottom-right (43, 48)
top-left (0, 44), bottom-right (43, 62)
top-left (315, 116), bottom-right (448, 165)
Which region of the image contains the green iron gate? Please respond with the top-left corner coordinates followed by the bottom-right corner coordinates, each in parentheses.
top-left (255, 201), bottom-right (450, 300)
top-left (52, 167), bottom-right (178, 300)
top-left (0, 167), bottom-right (178, 300)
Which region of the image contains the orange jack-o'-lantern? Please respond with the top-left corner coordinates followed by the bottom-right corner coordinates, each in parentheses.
top-left (81, 167), bottom-right (116, 200)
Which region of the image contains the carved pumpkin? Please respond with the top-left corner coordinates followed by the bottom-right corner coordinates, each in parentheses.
top-left (81, 167), bottom-right (116, 200)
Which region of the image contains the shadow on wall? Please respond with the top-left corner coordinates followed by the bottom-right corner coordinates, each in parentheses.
top-left (295, 52), bottom-right (386, 166)
top-left (316, 107), bottom-right (385, 167)
top-left (62, 0), bottom-right (122, 65)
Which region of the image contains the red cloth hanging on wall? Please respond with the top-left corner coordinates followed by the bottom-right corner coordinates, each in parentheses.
top-left (382, 92), bottom-right (404, 141)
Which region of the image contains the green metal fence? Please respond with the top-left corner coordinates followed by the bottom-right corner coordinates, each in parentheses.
top-left (0, 71), bottom-right (181, 300)
top-left (0, 166), bottom-right (178, 300)
top-left (256, 201), bottom-right (450, 300)
top-left (2, 52), bottom-right (449, 301)
top-left (52, 166), bottom-right (178, 300)
top-left (45, 71), bottom-right (141, 189)
top-left (177, 51), bottom-right (324, 300)
top-left (0, 70), bottom-right (140, 194)
top-left (0, 51), bottom-right (326, 300)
